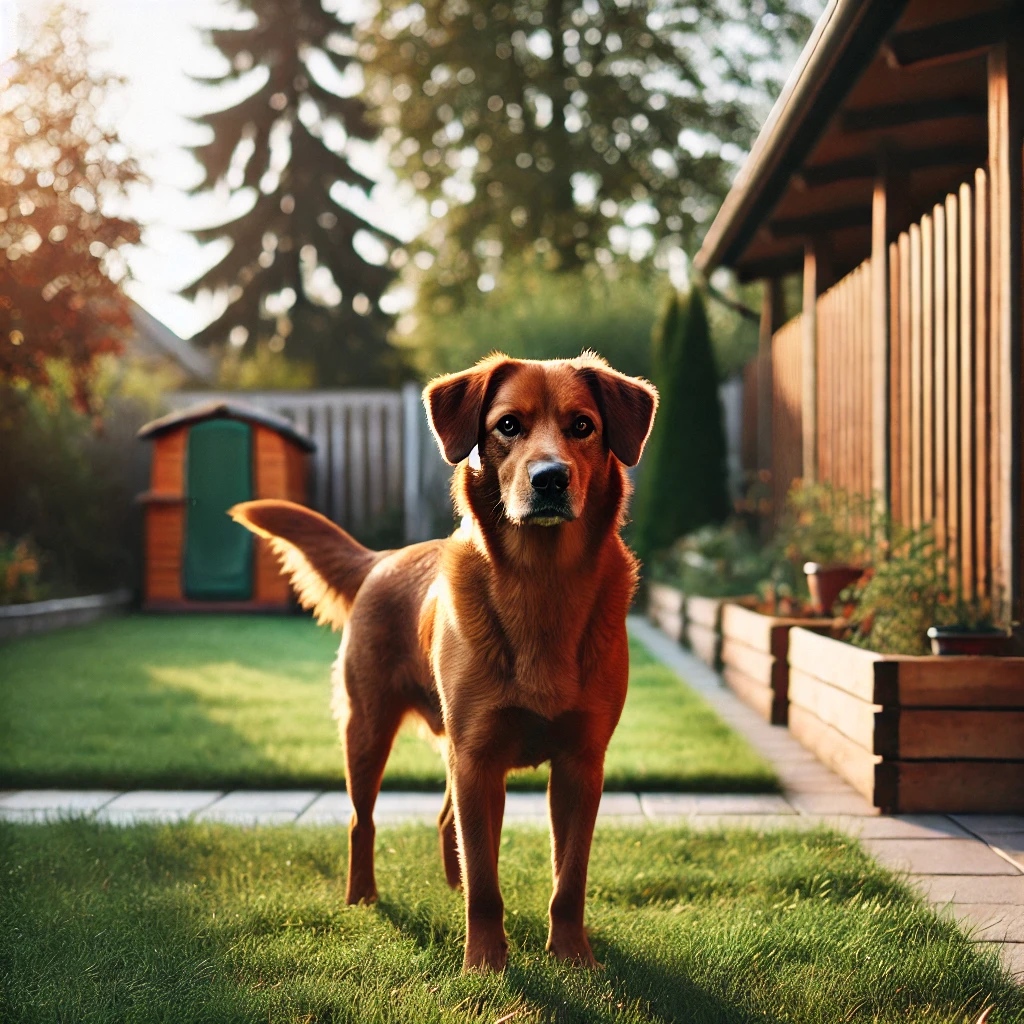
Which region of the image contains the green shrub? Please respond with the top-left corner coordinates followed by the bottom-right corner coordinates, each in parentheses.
top-left (0, 536), bottom-right (46, 605)
top-left (652, 519), bottom-right (777, 598)
top-left (0, 361), bottom-right (162, 596)
top-left (401, 257), bottom-right (657, 382)
top-left (776, 481), bottom-right (874, 567)
top-left (632, 286), bottom-right (731, 563)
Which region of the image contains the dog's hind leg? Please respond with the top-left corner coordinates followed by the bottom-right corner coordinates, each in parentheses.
top-left (438, 779), bottom-right (461, 889)
top-left (342, 698), bottom-right (404, 905)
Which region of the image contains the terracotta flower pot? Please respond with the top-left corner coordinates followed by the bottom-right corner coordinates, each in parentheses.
top-left (926, 626), bottom-right (1010, 657)
top-left (803, 562), bottom-right (864, 616)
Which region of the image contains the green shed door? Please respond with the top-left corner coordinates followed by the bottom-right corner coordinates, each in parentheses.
top-left (184, 420), bottom-right (254, 600)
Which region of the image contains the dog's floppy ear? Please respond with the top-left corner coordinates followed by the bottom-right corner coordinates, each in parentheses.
top-left (577, 354), bottom-right (659, 467)
top-left (423, 354), bottom-right (512, 465)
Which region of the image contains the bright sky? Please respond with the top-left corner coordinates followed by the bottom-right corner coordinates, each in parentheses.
top-left (0, 0), bottom-right (422, 340)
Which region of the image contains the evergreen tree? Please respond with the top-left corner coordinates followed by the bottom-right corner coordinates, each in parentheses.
top-left (632, 285), bottom-right (730, 561)
top-left (184, 0), bottom-right (400, 386)
top-left (365, 0), bottom-right (815, 312)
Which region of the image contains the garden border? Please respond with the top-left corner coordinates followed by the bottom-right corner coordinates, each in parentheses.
top-left (0, 589), bottom-right (133, 641)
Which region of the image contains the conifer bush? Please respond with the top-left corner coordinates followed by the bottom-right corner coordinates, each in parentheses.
top-left (633, 286), bottom-right (731, 564)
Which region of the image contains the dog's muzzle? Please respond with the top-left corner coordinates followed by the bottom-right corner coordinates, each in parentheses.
top-left (525, 460), bottom-right (574, 525)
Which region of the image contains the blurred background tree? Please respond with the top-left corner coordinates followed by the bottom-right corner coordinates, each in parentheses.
top-left (365, 0), bottom-right (815, 315)
top-left (632, 285), bottom-right (730, 561)
top-left (406, 255), bottom-right (656, 380)
top-left (0, 5), bottom-right (142, 414)
top-left (183, 0), bottom-right (403, 386)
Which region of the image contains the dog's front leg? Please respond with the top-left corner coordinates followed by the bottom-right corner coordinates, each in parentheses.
top-left (546, 751), bottom-right (604, 966)
top-left (450, 753), bottom-right (508, 972)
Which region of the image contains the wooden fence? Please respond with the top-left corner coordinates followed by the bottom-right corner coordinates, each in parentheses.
top-left (888, 168), bottom-right (994, 601)
top-left (769, 314), bottom-right (803, 521)
top-left (816, 260), bottom-right (873, 501)
top-left (751, 166), bottom-right (998, 602)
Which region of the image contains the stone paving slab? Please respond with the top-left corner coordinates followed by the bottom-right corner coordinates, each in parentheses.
top-left (96, 791), bottom-right (222, 824)
top-left (638, 793), bottom-right (794, 819)
top-left (823, 815), bottom-right (973, 841)
top-left (862, 838), bottom-right (1022, 876)
top-left (195, 791), bottom-right (319, 825)
top-left (786, 791), bottom-right (880, 817)
top-left (294, 792), bottom-right (351, 825)
top-left (983, 832), bottom-right (1024, 873)
top-left (997, 942), bottom-right (1024, 979)
top-left (0, 790), bottom-right (119, 822)
top-left (909, 874), bottom-right (1024, 905)
top-left (943, 904), bottom-right (1024, 943)
top-left (952, 815), bottom-right (1024, 834)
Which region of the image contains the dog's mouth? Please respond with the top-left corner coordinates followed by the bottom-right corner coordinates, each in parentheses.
top-left (521, 500), bottom-right (576, 526)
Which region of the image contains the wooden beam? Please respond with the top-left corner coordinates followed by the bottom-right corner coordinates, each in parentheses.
top-left (771, 205), bottom-right (872, 239)
top-left (735, 252), bottom-right (804, 283)
top-left (987, 40), bottom-right (1024, 624)
top-left (802, 243), bottom-right (819, 482)
top-left (871, 149), bottom-right (909, 508)
top-left (799, 144), bottom-right (987, 189)
top-left (842, 97), bottom-right (985, 133)
top-left (758, 279), bottom-right (783, 475)
top-left (888, 10), bottom-right (1022, 69)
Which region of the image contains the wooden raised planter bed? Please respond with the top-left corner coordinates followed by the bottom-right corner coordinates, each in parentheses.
top-left (787, 628), bottom-right (1024, 813)
top-left (684, 595), bottom-right (757, 668)
top-left (647, 582), bottom-right (685, 643)
top-left (720, 605), bottom-right (838, 725)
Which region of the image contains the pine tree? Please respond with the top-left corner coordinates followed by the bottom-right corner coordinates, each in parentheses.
top-left (184, 0), bottom-right (400, 386)
top-left (365, 0), bottom-right (815, 312)
top-left (632, 286), bottom-right (730, 561)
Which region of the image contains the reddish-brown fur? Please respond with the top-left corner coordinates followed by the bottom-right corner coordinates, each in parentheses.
top-left (230, 352), bottom-right (657, 972)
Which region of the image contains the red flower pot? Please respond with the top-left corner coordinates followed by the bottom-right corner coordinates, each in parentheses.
top-left (803, 562), bottom-right (864, 616)
top-left (926, 627), bottom-right (1011, 657)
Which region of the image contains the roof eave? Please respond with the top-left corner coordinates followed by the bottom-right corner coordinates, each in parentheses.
top-left (695, 0), bottom-right (908, 276)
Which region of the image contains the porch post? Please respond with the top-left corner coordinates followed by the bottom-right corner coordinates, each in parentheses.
top-left (801, 244), bottom-right (818, 482)
top-left (757, 278), bottom-right (782, 474)
top-left (988, 40), bottom-right (1024, 624)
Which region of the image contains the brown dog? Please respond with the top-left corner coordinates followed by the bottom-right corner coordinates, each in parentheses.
top-left (230, 352), bottom-right (657, 971)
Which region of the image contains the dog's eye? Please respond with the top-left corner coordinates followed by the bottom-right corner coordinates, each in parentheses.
top-left (571, 416), bottom-right (595, 438)
top-left (495, 415), bottom-right (521, 438)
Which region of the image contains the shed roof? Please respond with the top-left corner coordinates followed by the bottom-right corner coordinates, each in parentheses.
top-left (696, 0), bottom-right (1010, 281)
top-left (137, 400), bottom-right (317, 452)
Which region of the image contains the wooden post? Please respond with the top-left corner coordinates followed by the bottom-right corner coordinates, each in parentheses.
top-left (870, 149), bottom-right (909, 512)
top-left (758, 279), bottom-right (782, 474)
top-left (802, 243), bottom-right (819, 482)
top-left (988, 40), bottom-right (1023, 624)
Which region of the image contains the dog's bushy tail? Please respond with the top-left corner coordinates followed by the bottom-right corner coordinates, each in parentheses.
top-left (229, 500), bottom-right (382, 631)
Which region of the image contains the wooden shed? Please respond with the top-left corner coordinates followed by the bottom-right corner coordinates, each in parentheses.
top-left (137, 401), bottom-right (315, 612)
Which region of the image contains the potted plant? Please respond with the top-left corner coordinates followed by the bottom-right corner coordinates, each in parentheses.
top-left (779, 482), bottom-right (871, 615)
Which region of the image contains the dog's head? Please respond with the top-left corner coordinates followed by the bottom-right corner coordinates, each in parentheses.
top-left (423, 352), bottom-right (657, 529)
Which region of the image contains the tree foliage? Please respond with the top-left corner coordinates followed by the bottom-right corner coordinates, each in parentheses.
top-left (404, 256), bottom-right (656, 380)
top-left (184, 0), bottom-right (401, 386)
top-left (632, 286), bottom-right (730, 561)
top-left (365, 0), bottom-right (815, 310)
top-left (0, 6), bottom-right (141, 412)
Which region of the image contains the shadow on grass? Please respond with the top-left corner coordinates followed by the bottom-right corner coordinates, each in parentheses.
top-left (376, 898), bottom-right (779, 1024)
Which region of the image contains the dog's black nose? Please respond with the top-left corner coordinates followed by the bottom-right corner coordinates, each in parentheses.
top-left (529, 460), bottom-right (569, 494)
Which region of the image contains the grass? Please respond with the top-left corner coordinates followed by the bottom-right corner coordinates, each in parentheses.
top-left (0, 614), bottom-right (776, 792)
top-left (2, 821), bottom-right (1021, 1023)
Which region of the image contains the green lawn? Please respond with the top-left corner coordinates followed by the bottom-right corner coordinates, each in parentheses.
top-left (3, 821), bottom-right (1020, 1024)
top-left (0, 615), bottom-right (775, 792)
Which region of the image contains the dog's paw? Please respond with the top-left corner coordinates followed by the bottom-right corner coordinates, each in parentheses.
top-left (546, 930), bottom-right (601, 968)
top-left (344, 886), bottom-right (378, 906)
top-left (463, 935), bottom-right (508, 973)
